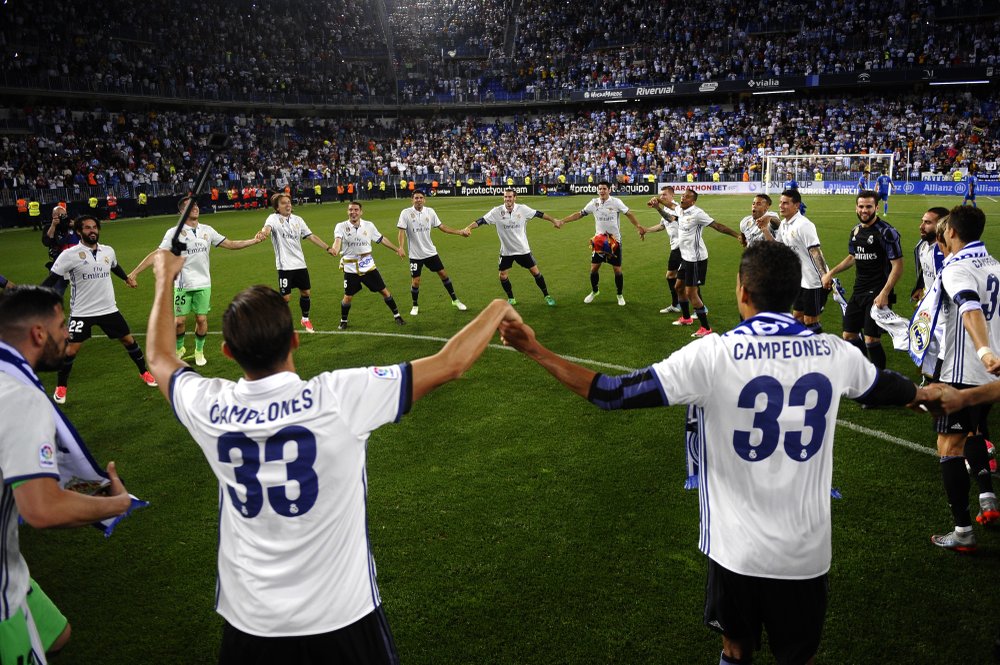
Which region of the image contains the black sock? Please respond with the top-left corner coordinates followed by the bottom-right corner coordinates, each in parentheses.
top-left (965, 435), bottom-right (995, 494)
top-left (500, 278), bottom-right (514, 298)
top-left (941, 456), bottom-right (973, 527)
top-left (124, 341), bottom-right (148, 373)
top-left (866, 340), bottom-right (886, 370)
top-left (680, 301), bottom-right (690, 319)
top-left (57, 355), bottom-right (76, 387)
top-left (668, 278), bottom-right (678, 306)
top-left (695, 307), bottom-right (710, 329)
top-left (534, 273), bottom-right (548, 296)
top-left (847, 336), bottom-right (868, 357)
top-left (442, 278), bottom-right (457, 300)
top-left (340, 300), bottom-right (351, 322)
top-left (299, 296), bottom-right (311, 319)
top-left (614, 273), bottom-right (623, 296)
top-left (411, 287), bottom-right (419, 306)
top-left (384, 296), bottom-right (400, 316)
top-left (590, 272), bottom-right (599, 292)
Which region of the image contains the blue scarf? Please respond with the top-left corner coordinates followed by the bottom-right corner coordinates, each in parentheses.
top-left (0, 341), bottom-right (147, 536)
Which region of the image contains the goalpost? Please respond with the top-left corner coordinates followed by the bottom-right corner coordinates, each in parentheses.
top-left (763, 153), bottom-right (895, 195)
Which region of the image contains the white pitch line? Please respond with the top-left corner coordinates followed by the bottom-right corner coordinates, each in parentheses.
top-left (133, 329), bottom-right (929, 451)
top-left (986, 196), bottom-right (998, 203)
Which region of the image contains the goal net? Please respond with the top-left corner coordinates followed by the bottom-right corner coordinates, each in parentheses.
top-left (763, 153), bottom-right (895, 195)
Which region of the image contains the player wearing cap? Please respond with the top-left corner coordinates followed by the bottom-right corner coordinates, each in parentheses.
top-left (396, 191), bottom-right (470, 316)
top-left (332, 201), bottom-right (406, 329)
top-left (40, 216), bottom-right (157, 403)
top-left (258, 193), bottom-right (336, 333)
top-left (499, 240), bottom-right (926, 665)
top-left (557, 181), bottom-right (642, 306)
top-left (129, 196), bottom-right (264, 367)
top-left (145, 249), bottom-right (522, 665)
top-left (465, 189), bottom-right (559, 307)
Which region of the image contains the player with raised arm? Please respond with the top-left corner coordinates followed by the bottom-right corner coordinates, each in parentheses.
top-left (40, 216), bottom-right (156, 403)
top-left (396, 190), bottom-right (470, 316)
top-left (916, 206), bottom-right (1000, 551)
top-left (145, 250), bottom-right (521, 665)
top-left (258, 193), bottom-right (336, 333)
top-left (874, 171), bottom-right (894, 216)
top-left (821, 191), bottom-right (904, 370)
top-left (332, 200), bottom-right (406, 329)
top-left (644, 185), bottom-right (683, 313)
top-left (498, 240), bottom-right (927, 665)
top-left (0, 286), bottom-right (133, 665)
top-left (769, 189), bottom-right (831, 333)
top-left (129, 196), bottom-right (264, 366)
top-left (644, 189), bottom-right (744, 337)
top-left (465, 188), bottom-right (559, 306)
top-left (557, 180), bottom-right (642, 306)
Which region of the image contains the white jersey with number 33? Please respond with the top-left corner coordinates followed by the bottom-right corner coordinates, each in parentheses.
top-left (651, 314), bottom-right (877, 579)
top-left (170, 364), bottom-right (410, 637)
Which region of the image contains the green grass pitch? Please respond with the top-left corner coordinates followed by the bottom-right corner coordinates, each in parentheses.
top-left (2, 192), bottom-right (1000, 663)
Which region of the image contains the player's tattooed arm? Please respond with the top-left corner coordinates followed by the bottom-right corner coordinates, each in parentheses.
top-left (808, 245), bottom-right (831, 284)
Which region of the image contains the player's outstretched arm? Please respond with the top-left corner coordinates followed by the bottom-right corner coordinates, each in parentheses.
top-left (219, 234), bottom-right (264, 250)
top-left (499, 320), bottom-right (596, 399)
top-left (129, 249), bottom-right (158, 280)
top-left (306, 233), bottom-right (335, 256)
top-left (439, 223), bottom-right (471, 237)
top-left (822, 255), bottom-right (854, 289)
top-left (410, 299), bottom-right (521, 402)
top-left (377, 236), bottom-right (405, 258)
top-left (14, 461), bottom-right (131, 529)
top-left (147, 250), bottom-right (189, 398)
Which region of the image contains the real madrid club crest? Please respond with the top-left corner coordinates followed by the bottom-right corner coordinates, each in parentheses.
top-left (104, 257), bottom-right (110, 264)
top-left (909, 310), bottom-right (933, 355)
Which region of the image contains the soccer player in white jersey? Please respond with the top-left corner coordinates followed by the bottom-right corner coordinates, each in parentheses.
top-left (915, 206), bottom-right (1000, 551)
top-left (557, 180), bottom-right (642, 306)
top-left (144, 249), bottom-right (521, 665)
top-left (737, 194), bottom-right (779, 249)
top-left (465, 188), bottom-right (560, 306)
top-left (645, 185), bottom-right (683, 313)
top-left (0, 286), bottom-right (133, 665)
top-left (641, 189), bottom-right (744, 337)
top-left (911, 207), bottom-right (949, 304)
top-left (258, 193), bottom-right (336, 333)
top-left (760, 189), bottom-right (831, 333)
top-left (130, 196), bottom-right (264, 366)
top-left (332, 200), bottom-right (406, 329)
top-left (396, 190), bottom-right (470, 316)
top-left (40, 216), bottom-right (157, 403)
top-left (499, 240), bottom-right (926, 665)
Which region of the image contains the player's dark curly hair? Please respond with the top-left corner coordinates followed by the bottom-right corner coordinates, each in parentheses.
top-left (222, 285), bottom-right (294, 373)
top-left (0, 285), bottom-right (64, 339)
top-left (739, 242), bottom-right (801, 314)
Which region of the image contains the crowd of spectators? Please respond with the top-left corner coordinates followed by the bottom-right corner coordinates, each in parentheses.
top-left (2, 0), bottom-right (998, 104)
top-left (1, 93), bottom-right (996, 199)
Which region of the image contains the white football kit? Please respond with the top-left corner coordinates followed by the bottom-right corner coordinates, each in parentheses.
top-left (50, 243), bottom-right (121, 317)
top-left (739, 212), bottom-right (778, 247)
top-left (776, 213), bottom-right (824, 289)
top-left (158, 223), bottom-right (226, 289)
top-left (481, 203), bottom-right (539, 256)
top-left (659, 202), bottom-right (681, 250)
top-left (581, 195), bottom-right (630, 241)
top-left (651, 313), bottom-right (877, 579)
top-left (0, 368), bottom-right (60, 622)
top-left (938, 241), bottom-right (1000, 386)
top-left (335, 219), bottom-right (384, 274)
top-left (677, 205), bottom-right (715, 262)
top-left (170, 364), bottom-right (411, 636)
top-left (264, 213), bottom-right (314, 271)
top-left (397, 206), bottom-right (443, 260)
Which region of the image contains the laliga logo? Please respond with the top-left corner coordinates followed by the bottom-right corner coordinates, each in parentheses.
top-left (699, 82), bottom-right (719, 92)
top-left (908, 312), bottom-right (933, 354)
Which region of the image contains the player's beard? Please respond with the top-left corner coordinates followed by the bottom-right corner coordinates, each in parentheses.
top-left (856, 211), bottom-right (876, 225)
top-left (921, 230), bottom-right (937, 243)
top-left (36, 332), bottom-right (67, 372)
top-left (83, 231), bottom-right (99, 246)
